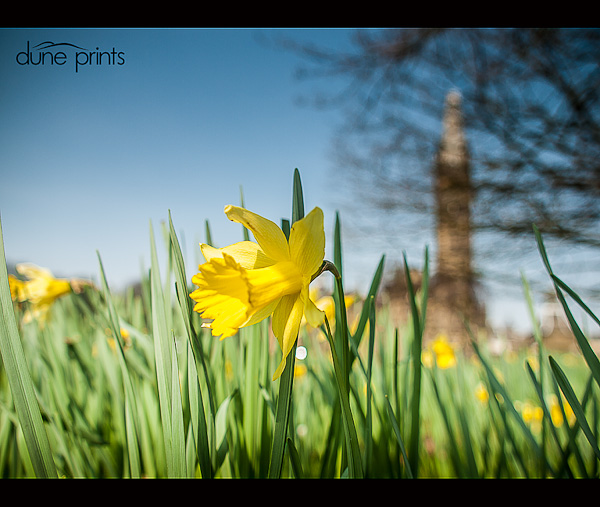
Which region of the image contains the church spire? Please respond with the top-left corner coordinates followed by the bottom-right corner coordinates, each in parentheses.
top-left (427, 90), bottom-right (485, 344)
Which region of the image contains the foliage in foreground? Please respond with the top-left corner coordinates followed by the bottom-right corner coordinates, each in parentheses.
top-left (0, 172), bottom-right (599, 478)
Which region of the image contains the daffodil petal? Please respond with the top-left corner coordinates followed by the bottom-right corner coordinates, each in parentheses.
top-left (271, 293), bottom-right (295, 349)
top-left (16, 263), bottom-right (54, 280)
top-left (303, 291), bottom-right (325, 328)
top-left (200, 241), bottom-right (275, 269)
top-left (289, 207), bottom-right (325, 277)
top-left (224, 205), bottom-right (289, 263)
top-left (272, 293), bottom-right (303, 380)
top-left (190, 253), bottom-right (251, 338)
top-left (191, 252), bottom-right (296, 340)
top-left (272, 357), bottom-right (287, 381)
top-left (243, 298), bottom-right (281, 327)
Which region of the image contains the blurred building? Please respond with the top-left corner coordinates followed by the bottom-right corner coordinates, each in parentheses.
top-left (426, 90), bottom-right (486, 345)
top-left (384, 90), bottom-right (486, 347)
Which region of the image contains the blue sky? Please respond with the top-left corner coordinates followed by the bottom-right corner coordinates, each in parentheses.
top-left (0, 28), bottom-right (367, 290)
top-left (3, 27), bottom-right (596, 333)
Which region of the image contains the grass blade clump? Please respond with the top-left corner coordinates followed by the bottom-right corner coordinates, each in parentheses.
top-left (168, 211), bottom-right (214, 478)
top-left (404, 248), bottom-right (429, 478)
top-left (149, 222), bottom-right (186, 478)
top-left (534, 225), bottom-right (600, 390)
top-left (0, 217), bottom-right (57, 478)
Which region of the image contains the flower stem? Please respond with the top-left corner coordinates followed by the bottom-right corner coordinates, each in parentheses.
top-left (324, 313), bottom-right (363, 478)
top-left (268, 340), bottom-right (297, 478)
top-left (320, 260), bottom-right (363, 478)
top-left (268, 168), bottom-right (304, 478)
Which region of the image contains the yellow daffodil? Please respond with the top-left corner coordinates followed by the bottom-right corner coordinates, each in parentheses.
top-left (422, 334), bottom-right (457, 369)
top-left (9, 263), bottom-right (72, 324)
top-left (294, 363), bottom-right (307, 378)
top-left (305, 290), bottom-right (356, 324)
top-left (475, 382), bottom-right (489, 404)
top-left (190, 205), bottom-right (326, 380)
top-left (549, 394), bottom-right (575, 428)
top-left (301, 288), bottom-right (359, 339)
top-left (516, 400), bottom-right (544, 433)
top-left (8, 274), bottom-right (25, 301)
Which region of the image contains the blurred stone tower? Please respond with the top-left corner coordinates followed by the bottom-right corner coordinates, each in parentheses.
top-left (425, 90), bottom-right (486, 345)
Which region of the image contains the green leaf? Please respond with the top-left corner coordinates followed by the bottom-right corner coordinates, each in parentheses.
top-left (429, 369), bottom-right (468, 477)
top-left (549, 356), bottom-right (600, 461)
top-left (351, 255), bottom-right (385, 350)
top-left (323, 314), bottom-right (363, 478)
top-left (533, 225), bottom-right (600, 391)
top-left (205, 219), bottom-right (213, 247)
top-left (363, 296), bottom-right (376, 476)
top-left (239, 186), bottom-right (250, 241)
top-left (403, 249), bottom-right (427, 477)
top-left (291, 167), bottom-right (304, 224)
top-left (525, 361), bottom-right (575, 478)
top-left (384, 395), bottom-right (412, 478)
top-left (215, 390), bottom-right (238, 471)
top-left (268, 337), bottom-right (297, 479)
top-left (471, 339), bottom-right (556, 475)
top-left (286, 437), bottom-right (304, 478)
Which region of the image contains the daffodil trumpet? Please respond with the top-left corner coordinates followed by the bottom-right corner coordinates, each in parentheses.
top-left (190, 204), bottom-right (327, 380)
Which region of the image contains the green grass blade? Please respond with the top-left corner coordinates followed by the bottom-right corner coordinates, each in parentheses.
top-left (429, 369), bottom-right (467, 477)
top-left (0, 217), bottom-right (57, 478)
top-left (525, 360), bottom-right (574, 478)
top-left (404, 250), bottom-right (424, 477)
top-left (243, 323), bottom-right (265, 474)
top-left (286, 437), bottom-right (304, 478)
top-left (549, 356), bottom-right (600, 461)
top-left (471, 338), bottom-right (556, 475)
top-left (554, 288), bottom-right (600, 390)
top-left (552, 372), bottom-right (594, 478)
top-left (324, 316), bottom-right (363, 478)
top-left (186, 337), bottom-right (211, 477)
top-left (291, 168), bottom-right (304, 224)
top-left (351, 255), bottom-right (385, 348)
top-left (168, 211), bottom-right (213, 478)
top-left (420, 246), bottom-right (430, 326)
top-left (551, 275), bottom-right (600, 328)
top-left (363, 296), bottom-right (376, 477)
top-left (268, 340), bottom-right (296, 479)
top-left (204, 219), bottom-right (214, 247)
top-left (96, 252), bottom-right (142, 478)
top-left (318, 401), bottom-right (343, 478)
top-left (170, 331), bottom-right (187, 477)
top-left (215, 390), bottom-right (238, 472)
top-left (239, 186), bottom-right (250, 241)
top-left (149, 221), bottom-right (186, 478)
top-left (384, 395), bottom-right (412, 478)
top-left (534, 226), bottom-right (600, 390)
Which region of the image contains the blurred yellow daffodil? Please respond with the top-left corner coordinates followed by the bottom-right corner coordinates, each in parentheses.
top-left (301, 288), bottom-right (358, 337)
top-left (549, 394), bottom-right (575, 428)
top-left (516, 400), bottom-right (544, 433)
top-left (294, 363), bottom-right (308, 378)
top-left (474, 382), bottom-right (489, 404)
top-left (9, 263), bottom-right (72, 324)
top-left (311, 291), bottom-right (356, 323)
top-left (422, 334), bottom-right (457, 369)
top-left (190, 205), bottom-right (326, 380)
